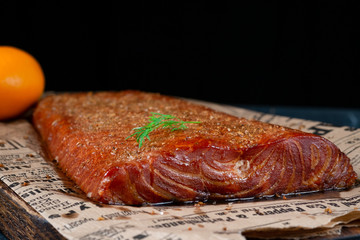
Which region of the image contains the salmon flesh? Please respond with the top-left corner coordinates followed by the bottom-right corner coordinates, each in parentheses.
top-left (33, 91), bottom-right (357, 205)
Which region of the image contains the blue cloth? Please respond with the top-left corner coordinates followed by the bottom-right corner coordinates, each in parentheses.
top-left (237, 105), bottom-right (360, 128)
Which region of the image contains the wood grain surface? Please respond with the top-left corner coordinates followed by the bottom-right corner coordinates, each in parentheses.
top-left (0, 180), bottom-right (65, 240)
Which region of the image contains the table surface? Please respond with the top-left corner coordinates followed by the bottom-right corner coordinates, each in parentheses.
top-left (238, 105), bottom-right (360, 129)
top-left (1, 105), bottom-right (360, 240)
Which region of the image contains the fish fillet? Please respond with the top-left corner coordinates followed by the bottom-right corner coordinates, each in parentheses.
top-left (32, 91), bottom-right (357, 205)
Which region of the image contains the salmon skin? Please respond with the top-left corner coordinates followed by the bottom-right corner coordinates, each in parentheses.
top-left (33, 91), bottom-right (357, 205)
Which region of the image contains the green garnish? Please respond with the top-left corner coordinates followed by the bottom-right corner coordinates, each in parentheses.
top-left (126, 112), bottom-right (201, 149)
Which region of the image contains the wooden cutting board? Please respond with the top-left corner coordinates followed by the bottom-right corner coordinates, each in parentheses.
top-left (2, 177), bottom-right (360, 240)
top-left (2, 100), bottom-right (360, 240)
top-left (0, 180), bottom-right (64, 240)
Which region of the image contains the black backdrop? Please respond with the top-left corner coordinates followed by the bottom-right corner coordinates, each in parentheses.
top-left (1, 1), bottom-right (359, 107)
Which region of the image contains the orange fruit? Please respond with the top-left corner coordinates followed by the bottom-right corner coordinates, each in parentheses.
top-left (0, 46), bottom-right (45, 120)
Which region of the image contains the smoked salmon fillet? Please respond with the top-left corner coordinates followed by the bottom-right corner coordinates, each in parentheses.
top-left (33, 91), bottom-right (357, 205)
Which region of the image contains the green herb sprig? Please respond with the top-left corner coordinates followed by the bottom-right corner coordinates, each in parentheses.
top-left (126, 112), bottom-right (201, 149)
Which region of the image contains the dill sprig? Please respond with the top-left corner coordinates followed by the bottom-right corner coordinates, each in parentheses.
top-left (126, 112), bottom-right (201, 149)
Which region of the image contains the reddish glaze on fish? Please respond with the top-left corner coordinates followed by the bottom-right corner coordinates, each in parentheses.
top-left (33, 91), bottom-right (357, 205)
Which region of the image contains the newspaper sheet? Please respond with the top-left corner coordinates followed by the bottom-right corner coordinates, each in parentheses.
top-left (1, 100), bottom-right (360, 240)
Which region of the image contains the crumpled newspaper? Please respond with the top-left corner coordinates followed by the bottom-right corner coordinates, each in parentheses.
top-left (1, 100), bottom-right (360, 240)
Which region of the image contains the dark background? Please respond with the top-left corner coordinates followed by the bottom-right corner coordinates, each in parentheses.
top-left (1, 1), bottom-right (359, 108)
